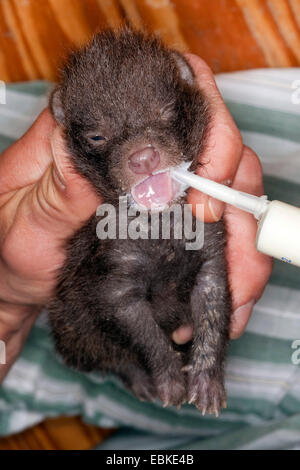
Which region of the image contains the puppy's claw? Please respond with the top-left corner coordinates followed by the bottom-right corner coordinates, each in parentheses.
top-left (187, 369), bottom-right (226, 418)
top-left (188, 393), bottom-right (197, 405)
top-left (181, 365), bottom-right (193, 373)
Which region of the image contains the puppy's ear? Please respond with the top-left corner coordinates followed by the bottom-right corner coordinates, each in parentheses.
top-left (172, 52), bottom-right (195, 86)
top-left (50, 86), bottom-right (65, 125)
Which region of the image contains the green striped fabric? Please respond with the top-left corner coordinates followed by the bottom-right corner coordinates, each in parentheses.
top-left (0, 69), bottom-right (300, 450)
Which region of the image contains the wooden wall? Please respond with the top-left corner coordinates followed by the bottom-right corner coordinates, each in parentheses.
top-left (1, 0), bottom-right (300, 83)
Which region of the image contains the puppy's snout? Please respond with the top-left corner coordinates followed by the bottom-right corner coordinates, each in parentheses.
top-left (128, 146), bottom-right (160, 175)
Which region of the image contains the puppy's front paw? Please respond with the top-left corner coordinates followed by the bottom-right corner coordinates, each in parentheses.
top-left (127, 368), bottom-right (157, 402)
top-left (155, 358), bottom-right (186, 407)
top-left (187, 369), bottom-right (226, 417)
top-left (131, 379), bottom-right (156, 403)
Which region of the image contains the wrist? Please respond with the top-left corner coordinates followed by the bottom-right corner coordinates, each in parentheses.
top-left (0, 302), bottom-right (40, 384)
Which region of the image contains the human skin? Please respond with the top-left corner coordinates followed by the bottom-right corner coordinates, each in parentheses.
top-left (0, 54), bottom-right (272, 382)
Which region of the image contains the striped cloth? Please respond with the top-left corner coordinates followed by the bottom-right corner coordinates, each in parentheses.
top-left (0, 69), bottom-right (300, 450)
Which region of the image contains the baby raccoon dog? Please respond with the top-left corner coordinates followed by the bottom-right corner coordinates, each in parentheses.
top-left (48, 28), bottom-right (231, 416)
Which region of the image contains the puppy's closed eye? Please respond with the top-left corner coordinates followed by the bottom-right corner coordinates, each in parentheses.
top-left (86, 134), bottom-right (107, 145)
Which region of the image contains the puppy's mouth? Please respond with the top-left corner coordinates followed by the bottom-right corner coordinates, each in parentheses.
top-left (131, 169), bottom-right (183, 210)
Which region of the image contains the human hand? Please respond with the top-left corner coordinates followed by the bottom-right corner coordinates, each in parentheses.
top-left (0, 109), bottom-right (100, 381)
top-left (172, 54), bottom-right (273, 345)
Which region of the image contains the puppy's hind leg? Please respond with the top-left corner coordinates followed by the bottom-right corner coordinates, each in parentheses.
top-left (102, 286), bottom-right (187, 407)
top-left (187, 254), bottom-right (231, 416)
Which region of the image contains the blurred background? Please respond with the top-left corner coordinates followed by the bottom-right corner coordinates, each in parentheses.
top-left (1, 0), bottom-right (300, 83)
top-left (1, 0), bottom-right (300, 451)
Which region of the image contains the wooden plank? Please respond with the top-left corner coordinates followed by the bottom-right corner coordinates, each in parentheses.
top-left (0, 0), bottom-right (300, 82)
top-left (0, 416), bottom-right (115, 450)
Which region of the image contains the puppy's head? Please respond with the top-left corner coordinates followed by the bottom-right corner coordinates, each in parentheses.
top-left (50, 28), bottom-right (209, 209)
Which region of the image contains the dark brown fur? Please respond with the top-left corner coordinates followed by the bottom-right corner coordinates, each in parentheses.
top-left (48, 28), bottom-right (231, 414)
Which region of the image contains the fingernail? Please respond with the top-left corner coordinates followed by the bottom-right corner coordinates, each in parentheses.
top-left (231, 299), bottom-right (255, 338)
top-left (50, 127), bottom-right (66, 189)
top-left (233, 299), bottom-right (255, 318)
top-left (221, 179), bottom-right (232, 186)
top-left (208, 197), bottom-right (224, 221)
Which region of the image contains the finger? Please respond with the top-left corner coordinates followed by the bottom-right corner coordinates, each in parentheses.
top-left (225, 146), bottom-right (273, 339)
top-left (0, 109), bottom-right (100, 225)
top-left (1, 114), bottom-right (101, 297)
top-left (48, 125), bottom-right (101, 230)
top-left (0, 109), bottom-right (56, 194)
top-left (1, 108), bottom-right (100, 235)
top-left (184, 54), bottom-right (243, 222)
top-left (171, 325), bottom-right (193, 345)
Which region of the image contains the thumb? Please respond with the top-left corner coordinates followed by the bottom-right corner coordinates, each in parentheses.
top-left (184, 54), bottom-right (243, 223)
top-left (1, 124), bottom-right (100, 287)
top-left (46, 125), bottom-right (101, 235)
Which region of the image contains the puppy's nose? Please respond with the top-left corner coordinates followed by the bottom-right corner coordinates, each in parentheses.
top-left (128, 146), bottom-right (160, 175)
